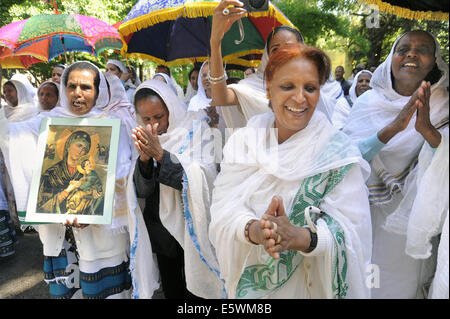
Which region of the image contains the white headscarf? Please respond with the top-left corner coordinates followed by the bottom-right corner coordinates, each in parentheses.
top-left (106, 59), bottom-right (128, 75)
top-left (348, 70), bottom-right (373, 104)
top-left (134, 79), bottom-right (224, 298)
top-left (209, 110), bottom-right (371, 298)
top-left (1, 61), bottom-right (159, 298)
top-left (183, 78), bottom-right (197, 105)
top-left (343, 31), bottom-right (449, 232)
top-left (188, 61), bottom-right (212, 112)
top-left (321, 72), bottom-right (344, 101)
top-left (3, 79), bottom-right (38, 122)
top-left (11, 73), bottom-right (37, 99)
top-left (37, 81), bottom-right (61, 113)
top-left (152, 72), bottom-right (178, 96)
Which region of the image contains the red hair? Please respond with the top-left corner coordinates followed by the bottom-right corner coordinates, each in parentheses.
top-left (264, 43), bottom-right (331, 86)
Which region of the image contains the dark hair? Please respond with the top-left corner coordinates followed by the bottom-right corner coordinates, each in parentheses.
top-left (157, 65), bottom-right (171, 77)
top-left (38, 82), bottom-right (59, 98)
top-left (3, 81), bottom-right (16, 90)
top-left (266, 26), bottom-right (304, 53)
top-left (265, 43), bottom-right (331, 86)
top-left (134, 87), bottom-right (167, 113)
top-left (54, 64), bottom-right (66, 70)
top-left (63, 62), bottom-right (100, 98)
top-left (394, 30), bottom-right (441, 85)
top-left (188, 66), bottom-right (200, 80)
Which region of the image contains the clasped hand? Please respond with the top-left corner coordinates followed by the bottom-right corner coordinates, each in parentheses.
top-left (131, 123), bottom-right (164, 163)
top-left (252, 197), bottom-right (311, 259)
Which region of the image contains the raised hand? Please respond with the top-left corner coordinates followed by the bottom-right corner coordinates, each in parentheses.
top-left (414, 81), bottom-right (441, 148)
top-left (377, 88), bottom-right (421, 144)
top-left (211, 0), bottom-right (247, 46)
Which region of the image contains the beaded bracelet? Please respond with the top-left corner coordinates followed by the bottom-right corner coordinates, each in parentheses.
top-left (244, 219), bottom-right (259, 245)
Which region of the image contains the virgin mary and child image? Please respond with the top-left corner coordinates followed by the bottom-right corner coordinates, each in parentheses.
top-left (37, 130), bottom-right (105, 216)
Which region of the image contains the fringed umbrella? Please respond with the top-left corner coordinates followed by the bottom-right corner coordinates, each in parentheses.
top-left (118, 0), bottom-right (295, 67)
top-left (0, 13), bottom-right (123, 64)
top-left (360, 0), bottom-right (449, 20)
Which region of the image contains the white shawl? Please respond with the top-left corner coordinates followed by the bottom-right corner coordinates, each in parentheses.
top-left (0, 61), bottom-right (159, 299)
top-left (331, 71), bottom-right (373, 130)
top-left (37, 81), bottom-right (61, 113)
top-left (349, 70), bottom-right (373, 104)
top-left (209, 110), bottom-right (372, 298)
top-left (135, 79), bottom-right (224, 298)
top-left (4, 79), bottom-right (38, 122)
top-left (343, 32), bottom-right (449, 210)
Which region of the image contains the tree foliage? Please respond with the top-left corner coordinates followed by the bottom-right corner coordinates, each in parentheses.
top-left (1, 0), bottom-right (449, 86)
top-left (275, 0), bottom-right (448, 68)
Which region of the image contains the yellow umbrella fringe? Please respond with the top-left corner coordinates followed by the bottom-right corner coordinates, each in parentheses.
top-left (121, 49), bottom-right (263, 68)
top-left (119, 2), bottom-right (296, 37)
top-left (360, 0), bottom-right (449, 21)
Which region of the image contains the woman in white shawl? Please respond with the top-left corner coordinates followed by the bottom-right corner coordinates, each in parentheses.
top-left (0, 61), bottom-right (158, 299)
top-left (331, 70), bottom-right (372, 130)
top-left (209, 1), bottom-right (333, 128)
top-left (2, 79), bottom-right (38, 122)
top-left (183, 66), bottom-right (200, 105)
top-left (343, 30), bottom-right (448, 299)
top-left (131, 79), bottom-right (224, 298)
top-left (1, 79), bottom-right (38, 232)
top-left (188, 61), bottom-right (226, 134)
top-left (210, 43), bottom-right (372, 299)
top-left (37, 81), bottom-right (60, 112)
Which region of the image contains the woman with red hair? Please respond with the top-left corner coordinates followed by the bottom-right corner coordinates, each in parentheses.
top-left (209, 43), bottom-right (372, 299)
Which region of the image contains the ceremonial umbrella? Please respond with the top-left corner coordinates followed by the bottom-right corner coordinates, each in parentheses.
top-left (0, 47), bottom-right (45, 69)
top-left (118, 0), bottom-right (295, 67)
top-left (360, 0), bottom-right (449, 20)
top-left (0, 13), bottom-right (123, 64)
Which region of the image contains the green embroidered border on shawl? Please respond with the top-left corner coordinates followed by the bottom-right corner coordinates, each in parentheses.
top-left (236, 164), bottom-right (353, 299)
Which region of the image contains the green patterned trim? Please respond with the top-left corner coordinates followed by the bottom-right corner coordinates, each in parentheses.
top-left (236, 164), bottom-right (353, 299)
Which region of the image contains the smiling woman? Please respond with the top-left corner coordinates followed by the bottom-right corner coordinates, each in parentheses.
top-left (343, 30), bottom-right (449, 299)
top-left (209, 43), bottom-right (373, 299)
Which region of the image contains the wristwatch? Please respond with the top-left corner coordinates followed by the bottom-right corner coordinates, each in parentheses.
top-left (304, 227), bottom-right (318, 253)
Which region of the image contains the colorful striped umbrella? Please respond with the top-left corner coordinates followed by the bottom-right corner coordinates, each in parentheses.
top-left (118, 0), bottom-right (295, 67)
top-left (0, 13), bottom-right (123, 64)
top-left (360, 0), bottom-right (449, 20)
top-left (0, 46), bottom-right (45, 69)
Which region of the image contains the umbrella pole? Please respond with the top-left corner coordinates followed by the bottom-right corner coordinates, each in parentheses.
top-left (61, 37), bottom-right (68, 64)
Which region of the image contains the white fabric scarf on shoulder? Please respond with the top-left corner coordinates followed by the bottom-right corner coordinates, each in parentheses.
top-left (4, 79), bottom-right (38, 122)
top-left (209, 110), bottom-right (371, 298)
top-left (343, 31), bottom-right (449, 207)
top-left (1, 61), bottom-right (159, 298)
top-left (135, 79), bottom-right (225, 298)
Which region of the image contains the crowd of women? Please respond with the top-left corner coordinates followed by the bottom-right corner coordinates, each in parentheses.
top-left (0, 0), bottom-right (448, 300)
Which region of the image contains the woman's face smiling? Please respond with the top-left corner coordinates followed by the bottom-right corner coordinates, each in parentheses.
top-left (268, 30), bottom-right (301, 57)
top-left (267, 57), bottom-right (320, 144)
top-left (391, 32), bottom-right (436, 95)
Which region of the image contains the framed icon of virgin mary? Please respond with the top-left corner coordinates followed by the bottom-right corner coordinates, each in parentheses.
top-left (24, 117), bottom-right (121, 225)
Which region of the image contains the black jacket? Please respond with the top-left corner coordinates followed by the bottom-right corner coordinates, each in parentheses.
top-left (133, 150), bottom-right (184, 258)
